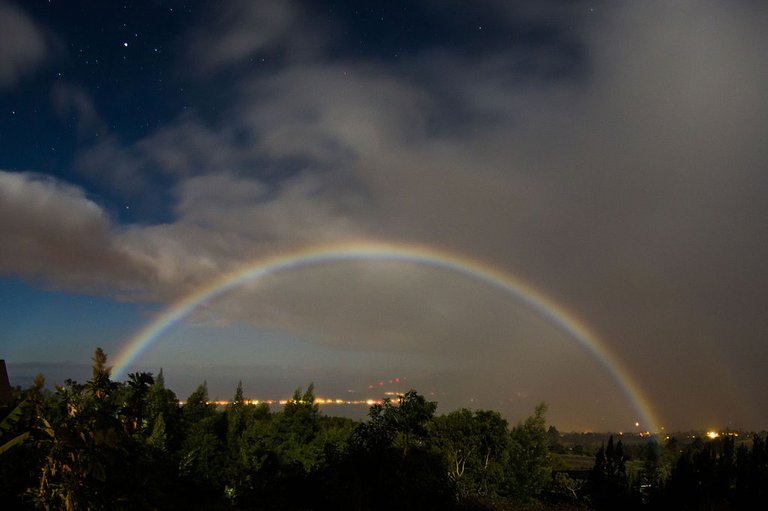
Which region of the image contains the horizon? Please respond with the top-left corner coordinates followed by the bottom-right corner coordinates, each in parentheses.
top-left (3, 358), bottom-right (750, 433)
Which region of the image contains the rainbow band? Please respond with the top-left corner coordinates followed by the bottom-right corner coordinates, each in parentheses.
top-left (112, 240), bottom-right (660, 432)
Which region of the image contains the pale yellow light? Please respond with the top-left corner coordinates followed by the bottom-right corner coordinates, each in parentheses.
top-left (706, 431), bottom-right (719, 439)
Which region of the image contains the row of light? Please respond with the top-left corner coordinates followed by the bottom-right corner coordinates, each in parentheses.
top-left (202, 397), bottom-right (389, 407)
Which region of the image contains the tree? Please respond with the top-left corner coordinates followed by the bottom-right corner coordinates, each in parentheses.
top-left (431, 409), bottom-right (477, 494)
top-left (273, 384), bottom-right (323, 471)
top-left (507, 402), bottom-right (553, 501)
top-left (144, 368), bottom-right (180, 451)
top-left (225, 381), bottom-right (247, 452)
top-left (182, 381), bottom-right (215, 425)
top-left (353, 390), bottom-right (437, 456)
top-left (394, 390), bottom-right (437, 457)
top-left (0, 374), bottom-right (45, 507)
top-left (122, 371), bottom-right (154, 436)
top-left (548, 425), bottom-right (566, 454)
top-left (590, 434), bottom-right (636, 509)
top-left (147, 412), bottom-right (167, 451)
top-left (0, 398), bottom-right (31, 455)
top-left (32, 348), bottom-right (149, 510)
top-left (430, 408), bottom-right (510, 502)
top-left (86, 347), bottom-right (114, 400)
top-left (346, 390), bottom-right (450, 509)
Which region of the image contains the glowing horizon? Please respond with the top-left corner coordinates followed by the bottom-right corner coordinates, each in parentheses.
top-left (112, 239), bottom-right (662, 432)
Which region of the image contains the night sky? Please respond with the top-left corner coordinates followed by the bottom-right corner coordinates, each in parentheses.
top-left (2, 0), bottom-right (768, 432)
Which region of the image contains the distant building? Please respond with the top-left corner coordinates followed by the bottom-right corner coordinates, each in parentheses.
top-left (0, 360), bottom-right (12, 408)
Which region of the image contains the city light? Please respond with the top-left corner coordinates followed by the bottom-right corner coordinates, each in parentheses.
top-left (185, 396), bottom-right (390, 407)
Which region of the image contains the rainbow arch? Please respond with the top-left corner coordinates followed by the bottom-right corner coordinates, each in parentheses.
top-left (112, 239), bottom-right (661, 432)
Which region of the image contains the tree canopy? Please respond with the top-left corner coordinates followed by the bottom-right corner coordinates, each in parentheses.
top-left (1, 348), bottom-right (767, 510)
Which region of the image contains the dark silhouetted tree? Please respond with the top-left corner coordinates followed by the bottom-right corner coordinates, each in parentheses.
top-left (507, 402), bottom-right (553, 501)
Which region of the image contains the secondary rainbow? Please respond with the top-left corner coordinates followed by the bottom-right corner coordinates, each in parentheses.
top-left (112, 239), bottom-right (661, 432)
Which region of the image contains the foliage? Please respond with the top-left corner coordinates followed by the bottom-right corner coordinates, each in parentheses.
top-left (28, 349), bottom-right (165, 510)
top-left (508, 402), bottom-right (554, 500)
top-left (658, 434), bottom-right (768, 510)
top-left (0, 398), bottom-right (31, 455)
top-left (430, 408), bottom-right (511, 501)
top-left (6, 349), bottom-right (768, 510)
top-left (589, 434), bottom-right (637, 509)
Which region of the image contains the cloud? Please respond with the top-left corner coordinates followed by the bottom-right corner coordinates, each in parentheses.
top-left (50, 82), bottom-right (106, 138)
top-left (0, 2), bottom-right (48, 88)
top-left (207, 0), bottom-right (767, 427)
top-left (114, 170), bottom-right (372, 298)
top-left (67, 0), bottom-right (768, 330)
top-left (0, 171), bottom-right (154, 297)
top-left (185, 0), bottom-right (323, 72)
top-left (74, 114), bottom-right (264, 200)
top-left (73, 136), bottom-right (152, 197)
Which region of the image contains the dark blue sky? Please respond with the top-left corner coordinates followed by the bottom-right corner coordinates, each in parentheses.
top-left (2, 0), bottom-right (768, 431)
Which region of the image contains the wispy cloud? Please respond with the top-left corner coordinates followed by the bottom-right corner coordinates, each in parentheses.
top-left (185, 0), bottom-right (324, 72)
top-left (0, 2), bottom-right (49, 88)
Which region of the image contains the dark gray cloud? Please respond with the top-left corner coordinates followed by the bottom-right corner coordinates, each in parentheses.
top-left (0, 171), bottom-right (155, 297)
